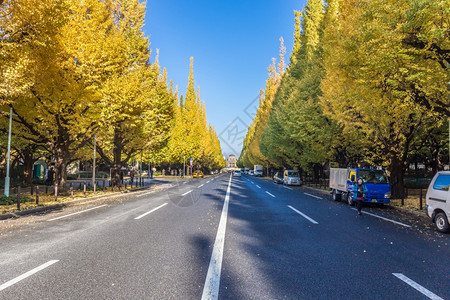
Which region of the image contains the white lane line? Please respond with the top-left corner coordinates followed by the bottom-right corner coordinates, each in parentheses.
top-left (283, 186), bottom-right (293, 190)
top-left (256, 185), bottom-right (261, 189)
top-left (207, 181), bottom-right (211, 183)
top-left (134, 203), bottom-right (168, 220)
top-left (288, 205), bottom-right (319, 224)
top-left (47, 205), bottom-right (107, 221)
top-left (182, 190), bottom-right (193, 196)
top-left (183, 181), bottom-right (188, 184)
top-left (198, 184), bottom-right (204, 188)
top-left (0, 260), bottom-right (59, 291)
top-left (137, 191), bottom-right (156, 197)
top-left (393, 273), bottom-right (443, 300)
top-left (304, 193), bottom-right (322, 200)
top-left (265, 191), bottom-right (276, 198)
top-left (351, 208), bottom-right (411, 228)
top-left (201, 174), bottom-right (232, 300)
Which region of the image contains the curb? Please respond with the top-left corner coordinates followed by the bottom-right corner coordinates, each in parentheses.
top-left (302, 185), bottom-right (428, 218)
top-left (0, 185), bottom-right (155, 221)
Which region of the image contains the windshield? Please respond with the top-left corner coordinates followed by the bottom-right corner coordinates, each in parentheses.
top-left (358, 169), bottom-right (389, 184)
top-left (287, 171), bottom-right (299, 177)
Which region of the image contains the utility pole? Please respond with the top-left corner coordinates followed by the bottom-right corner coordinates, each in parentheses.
top-left (92, 135), bottom-right (96, 194)
top-left (140, 151), bottom-right (143, 186)
top-left (3, 107), bottom-right (15, 197)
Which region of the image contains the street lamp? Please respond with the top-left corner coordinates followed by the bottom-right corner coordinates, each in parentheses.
top-left (2, 107), bottom-right (16, 197)
top-left (92, 135), bottom-right (96, 194)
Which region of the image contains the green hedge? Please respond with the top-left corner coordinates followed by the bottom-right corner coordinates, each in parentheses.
top-left (0, 194), bottom-right (34, 205)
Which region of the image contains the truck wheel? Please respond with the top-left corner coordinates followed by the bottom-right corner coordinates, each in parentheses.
top-left (347, 193), bottom-right (354, 206)
top-left (332, 189), bottom-right (341, 201)
top-left (435, 212), bottom-right (450, 233)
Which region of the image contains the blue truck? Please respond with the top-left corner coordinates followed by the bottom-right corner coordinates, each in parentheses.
top-left (329, 168), bottom-right (391, 205)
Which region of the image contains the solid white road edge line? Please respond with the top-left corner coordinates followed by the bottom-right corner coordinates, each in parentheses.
top-left (304, 193), bottom-right (322, 200)
top-left (134, 203), bottom-right (168, 220)
top-left (0, 260), bottom-right (59, 292)
top-left (47, 205), bottom-right (107, 222)
top-left (392, 273), bottom-right (443, 300)
top-left (137, 191), bottom-right (156, 197)
top-left (265, 191), bottom-right (276, 198)
top-left (288, 205), bottom-right (319, 224)
top-left (256, 185), bottom-right (261, 189)
top-left (201, 173), bottom-right (232, 300)
top-left (351, 208), bottom-right (411, 228)
top-left (182, 190), bottom-right (193, 196)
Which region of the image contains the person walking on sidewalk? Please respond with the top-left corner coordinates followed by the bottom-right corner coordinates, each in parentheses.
top-left (353, 177), bottom-right (368, 216)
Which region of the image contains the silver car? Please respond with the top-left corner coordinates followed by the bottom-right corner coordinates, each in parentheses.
top-left (283, 170), bottom-right (301, 186)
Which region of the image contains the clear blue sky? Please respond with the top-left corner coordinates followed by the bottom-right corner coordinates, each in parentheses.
top-left (144, 0), bottom-right (307, 158)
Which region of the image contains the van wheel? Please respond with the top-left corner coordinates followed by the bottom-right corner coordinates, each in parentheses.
top-left (332, 189), bottom-right (341, 201)
top-left (435, 212), bottom-right (450, 233)
top-left (347, 193), bottom-right (354, 206)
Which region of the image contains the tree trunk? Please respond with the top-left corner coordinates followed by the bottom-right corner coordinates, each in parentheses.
top-left (389, 157), bottom-right (406, 199)
top-left (53, 143), bottom-right (69, 194)
top-left (22, 148), bottom-right (34, 184)
top-left (111, 130), bottom-right (123, 188)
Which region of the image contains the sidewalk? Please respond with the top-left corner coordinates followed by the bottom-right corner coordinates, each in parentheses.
top-left (0, 181), bottom-right (171, 221)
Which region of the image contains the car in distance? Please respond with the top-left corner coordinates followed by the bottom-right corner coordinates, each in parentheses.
top-left (273, 172), bottom-right (283, 184)
top-left (283, 170), bottom-right (301, 186)
top-left (193, 170), bottom-right (204, 178)
top-left (425, 171), bottom-right (450, 233)
top-left (249, 170), bottom-right (254, 176)
top-left (233, 170), bottom-right (242, 177)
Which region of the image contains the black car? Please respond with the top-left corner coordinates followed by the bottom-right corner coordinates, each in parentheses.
top-left (273, 172), bottom-right (283, 184)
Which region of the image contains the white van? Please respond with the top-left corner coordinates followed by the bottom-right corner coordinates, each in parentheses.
top-left (283, 170), bottom-right (301, 186)
top-left (425, 171), bottom-right (450, 233)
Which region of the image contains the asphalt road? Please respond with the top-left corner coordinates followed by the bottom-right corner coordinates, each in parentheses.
top-left (0, 174), bottom-right (448, 299)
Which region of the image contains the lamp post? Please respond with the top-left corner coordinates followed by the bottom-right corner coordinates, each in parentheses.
top-left (3, 107), bottom-right (16, 197)
top-left (92, 135), bottom-right (96, 194)
top-left (140, 151), bottom-right (143, 186)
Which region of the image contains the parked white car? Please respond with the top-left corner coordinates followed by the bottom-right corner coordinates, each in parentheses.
top-left (425, 171), bottom-right (450, 233)
top-left (283, 170), bottom-right (301, 186)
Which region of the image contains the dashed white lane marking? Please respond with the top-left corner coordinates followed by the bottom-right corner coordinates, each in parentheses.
top-left (134, 203), bottom-right (168, 220)
top-left (304, 193), bottom-right (322, 200)
top-left (207, 181), bottom-right (211, 183)
top-left (288, 205), bottom-right (319, 224)
top-left (283, 186), bottom-right (293, 190)
top-left (137, 191), bottom-right (156, 197)
top-left (201, 174), bottom-right (232, 300)
top-left (256, 185), bottom-right (261, 189)
top-left (0, 260), bottom-right (59, 291)
top-left (351, 208), bottom-right (411, 228)
top-left (47, 205), bottom-right (107, 221)
top-left (198, 184), bottom-right (204, 188)
top-left (392, 273), bottom-right (443, 300)
top-left (265, 191), bottom-right (276, 198)
top-left (183, 181), bottom-right (188, 184)
top-left (352, 207), bottom-right (411, 228)
top-left (182, 190), bottom-right (193, 196)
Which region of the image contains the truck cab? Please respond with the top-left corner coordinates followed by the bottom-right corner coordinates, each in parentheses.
top-left (425, 171), bottom-right (450, 233)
